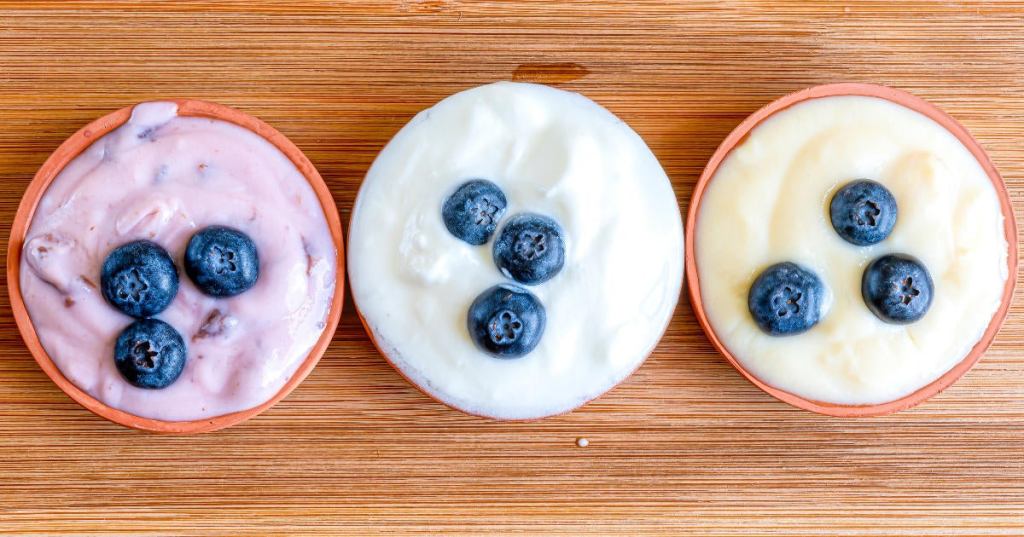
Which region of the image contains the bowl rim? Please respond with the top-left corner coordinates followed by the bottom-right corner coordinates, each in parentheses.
top-left (685, 82), bottom-right (1018, 417)
top-left (7, 99), bottom-right (345, 434)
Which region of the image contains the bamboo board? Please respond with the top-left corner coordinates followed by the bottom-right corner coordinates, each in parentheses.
top-left (0, 2), bottom-right (1022, 535)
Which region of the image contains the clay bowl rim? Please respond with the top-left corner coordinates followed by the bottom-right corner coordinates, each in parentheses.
top-left (346, 168), bottom-right (683, 422)
top-left (7, 99), bottom-right (346, 434)
top-left (685, 82), bottom-right (1018, 417)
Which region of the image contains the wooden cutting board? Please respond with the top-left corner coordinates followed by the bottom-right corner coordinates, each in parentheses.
top-left (0, 2), bottom-right (1021, 535)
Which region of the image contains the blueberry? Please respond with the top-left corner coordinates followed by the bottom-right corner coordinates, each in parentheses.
top-left (185, 226), bottom-right (259, 297)
top-left (467, 284), bottom-right (546, 359)
top-left (748, 262), bottom-right (825, 336)
top-left (114, 318), bottom-right (187, 389)
top-left (493, 213), bottom-right (565, 285)
top-left (101, 240), bottom-right (179, 319)
top-left (862, 253), bottom-right (933, 324)
top-left (442, 179), bottom-right (508, 245)
top-left (830, 179), bottom-right (897, 246)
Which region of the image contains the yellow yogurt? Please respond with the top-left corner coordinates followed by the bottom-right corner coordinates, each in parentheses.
top-left (697, 95), bottom-right (1007, 405)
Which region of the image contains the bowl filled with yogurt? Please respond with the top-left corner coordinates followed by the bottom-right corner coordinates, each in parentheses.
top-left (687, 83), bottom-right (1016, 417)
top-left (8, 100), bottom-right (344, 433)
top-left (348, 82), bottom-right (684, 420)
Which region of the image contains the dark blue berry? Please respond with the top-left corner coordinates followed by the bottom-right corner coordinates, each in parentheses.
top-left (185, 226), bottom-right (259, 297)
top-left (442, 179), bottom-right (508, 245)
top-left (748, 262), bottom-right (825, 336)
top-left (493, 213), bottom-right (565, 285)
top-left (830, 179), bottom-right (897, 246)
top-left (114, 318), bottom-right (187, 389)
top-left (862, 253), bottom-right (933, 324)
top-left (101, 240), bottom-right (179, 319)
top-left (467, 284), bottom-right (546, 359)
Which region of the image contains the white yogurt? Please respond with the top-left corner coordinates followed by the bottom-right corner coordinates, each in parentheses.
top-left (697, 95), bottom-right (1008, 406)
top-left (349, 82), bottom-right (683, 419)
top-left (20, 102), bottom-right (337, 421)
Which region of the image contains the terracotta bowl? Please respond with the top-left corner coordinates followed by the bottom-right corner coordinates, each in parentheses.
top-left (7, 100), bottom-right (345, 433)
top-left (686, 83), bottom-right (1017, 417)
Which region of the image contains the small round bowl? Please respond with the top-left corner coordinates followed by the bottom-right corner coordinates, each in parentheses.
top-left (686, 83), bottom-right (1017, 417)
top-left (7, 100), bottom-right (345, 433)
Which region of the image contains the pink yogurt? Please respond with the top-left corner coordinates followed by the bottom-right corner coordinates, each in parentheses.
top-left (20, 102), bottom-right (336, 421)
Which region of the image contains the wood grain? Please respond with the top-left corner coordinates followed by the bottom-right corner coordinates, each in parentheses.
top-left (0, 1), bottom-right (1022, 535)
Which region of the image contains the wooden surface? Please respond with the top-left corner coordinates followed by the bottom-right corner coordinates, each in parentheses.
top-left (1, 2), bottom-right (1022, 535)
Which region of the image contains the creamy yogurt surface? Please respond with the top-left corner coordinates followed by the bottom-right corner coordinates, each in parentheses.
top-left (20, 102), bottom-right (336, 421)
top-left (697, 95), bottom-right (1007, 405)
top-left (349, 82), bottom-right (683, 419)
